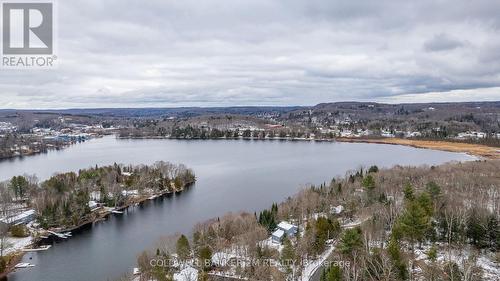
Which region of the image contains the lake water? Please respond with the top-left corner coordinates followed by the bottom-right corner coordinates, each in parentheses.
top-left (0, 137), bottom-right (474, 281)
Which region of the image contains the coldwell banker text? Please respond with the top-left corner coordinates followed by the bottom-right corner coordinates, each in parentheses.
top-left (2, 1), bottom-right (57, 68)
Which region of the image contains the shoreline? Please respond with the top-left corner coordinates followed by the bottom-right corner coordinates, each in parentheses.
top-left (336, 137), bottom-right (499, 159)
top-left (0, 252), bottom-right (24, 279)
top-left (3, 181), bottom-right (195, 278)
top-left (118, 135), bottom-right (499, 160)
top-left (46, 181), bottom-right (195, 235)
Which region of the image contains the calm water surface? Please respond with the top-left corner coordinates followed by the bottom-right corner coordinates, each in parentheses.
top-left (0, 137), bottom-right (474, 281)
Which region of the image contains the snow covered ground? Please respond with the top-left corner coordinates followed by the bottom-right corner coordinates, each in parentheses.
top-left (258, 237), bottom-right (283, 252)
top-left (173, 266), bottom-right (198, 281)
top-left (3, 236), bottom-right (33, 255)
top-left (341, 217), bottom-right (370, 229)
top-left (413, 244), bottom-right (500, 280)
top-left (475, 255), bottom-right (499, 280)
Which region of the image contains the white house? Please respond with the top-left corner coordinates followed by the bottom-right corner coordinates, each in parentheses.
top-left (271, 229), bottom-right (285, 243)
top-left (331, 205), bottom-right (344, 215)
top-left (457, 131), bottom-right (487, 139)
top-left (406, 131), bottom-right (422, 138)
top-left (381, 130), bottom-right (395, 138)
top-left (121, 190), bottom-right (139, 197)
top-left (88, 201), bottom-right (99, 211)
top-left (277, 221), bottom-right (298, 237)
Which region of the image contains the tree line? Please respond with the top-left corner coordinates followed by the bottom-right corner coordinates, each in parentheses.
top-left (0, 161), bottom-right (195, 230)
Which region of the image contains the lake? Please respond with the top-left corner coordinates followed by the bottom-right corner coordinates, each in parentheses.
top-left (0, 137), bottom-right (475, 281)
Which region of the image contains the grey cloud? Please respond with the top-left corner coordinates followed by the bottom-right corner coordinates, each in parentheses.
top-left (424, 33), bottom-right (464, 52)
top-left (1, 0), bottom-right (500, 108)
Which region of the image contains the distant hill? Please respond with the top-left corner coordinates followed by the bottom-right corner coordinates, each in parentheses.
top-left (0, 106), bottom-right (305, 118)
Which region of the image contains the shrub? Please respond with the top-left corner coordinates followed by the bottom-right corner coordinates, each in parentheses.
top-left (0, 257), bottom-right (6, 273)
top-left (10, 225), bottom-right (29, 237)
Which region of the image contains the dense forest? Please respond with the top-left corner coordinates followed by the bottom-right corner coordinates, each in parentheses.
top-left (132, 160), bottom-right (499, 281)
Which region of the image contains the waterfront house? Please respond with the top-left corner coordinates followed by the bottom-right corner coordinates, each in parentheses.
top-left (381, 130), bottom-right (395, 138)
top-left (0, 209), bottom-right (36, 226)
top-left (88, 201), bottom-right (99, 211)
top-left (121, 190), bottom-right (139, 197)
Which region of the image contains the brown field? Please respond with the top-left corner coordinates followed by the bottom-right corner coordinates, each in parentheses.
top-left (338, 138), bottom-right (500, 159)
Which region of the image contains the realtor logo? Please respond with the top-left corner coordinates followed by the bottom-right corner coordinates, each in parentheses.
top-left (2, 2), bottom-right (53, 54)
top-left (2, 1), bottom-right (56, 68)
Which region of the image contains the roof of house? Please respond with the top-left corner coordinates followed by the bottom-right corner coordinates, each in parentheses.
top-left (0, 209), bottom-right (35, 224)
top-left (277, 221), bottom-right (296, 231)
top-left (331, 205), bottom-right (344, 214)
top-left (272, 229), bottom-right (285, 238)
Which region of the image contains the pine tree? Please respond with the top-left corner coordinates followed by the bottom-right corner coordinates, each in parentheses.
top-left (394, 200), bottom-right (430, 249)
top-left (280, 237), bottom-right (296, 275)
top-left (320, 264), bottom-right (342, 281)
top-left (9, 176), bottom-right (29, 199)
top-left (362, 175), bottom-right (376, 190)
top-left (416, 192), bottom-right (433, 217)
top-left (176, 234), bottom-right (191, 260)
top-left (403, 183), bottom-right (415, 201)
top-left (427, 244), bottom-right (437, 262)
top-left (198, 246), bottom-right (212, 271)
top-left (425, 181), bottom-right (441, 199)
top-left (339, 227), bottom-right (363, 257)
top-left (368, 165), bottom-right (379, 173)
top-left (387, 237), bottom-right (408, 280)
top-left (466, 209), bottom-right (486, 248)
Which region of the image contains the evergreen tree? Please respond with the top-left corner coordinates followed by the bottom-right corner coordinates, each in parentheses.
top-left (176, 234), bottom-right (191, 260)
top-left (416, 192), bottom-right (433, 217)
top-left (320, 264), bottom-right (342, 281)
top-left (280, 237), bottom-right (296, 275)
top-left (394, 200), bottom-right (430, 249)
top-left (466, 209), bottom-right (486, 248)
top-left (339, 227), bottom-right (363, 257)
top-left (387, 237), bottom-right (408, 280)
top-left (403, 183), bottom-right (415, 201)
top-left (9, 176), bottom-right (29, 199)
top-left (361, 175), bottom-right (376, 190)
top-left (314, 217), bottom-right (340, 253)
top-left (425, 181), bottom-right (441, 199)
top-left (427, 244), bottom-right (437, 262)
top-left (368, 165), bottom-right (379, 173)
top-left (192, 231), bottom-right (202, 255)
top-left (258, 204), bottom-right (278, 232)
top-left (198, 246), bottom-right (212, 271)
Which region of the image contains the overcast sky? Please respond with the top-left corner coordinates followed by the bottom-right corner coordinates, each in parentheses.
top-left (1, 0), bottom-right (500, 109)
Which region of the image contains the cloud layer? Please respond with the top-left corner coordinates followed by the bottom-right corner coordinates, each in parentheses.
top-left (1, 0), bottom-right (500, 108)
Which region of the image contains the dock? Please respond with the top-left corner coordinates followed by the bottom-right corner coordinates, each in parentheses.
top-left (21, 245), bottom-right (52, 252)
top-left (47, 231), bottom-right (71, 239)
top-left (15, 263), bottom-right (35, 269)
